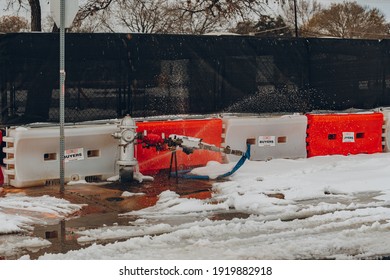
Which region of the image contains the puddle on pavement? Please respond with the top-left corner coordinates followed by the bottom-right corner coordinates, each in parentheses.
top-left (1, 172), bottom-right (226, 259)
top-left (26, 212), bottom-right (139, 260)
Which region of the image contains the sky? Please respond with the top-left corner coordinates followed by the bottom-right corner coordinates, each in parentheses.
top-left (2, 151), bottom-right (390, 260)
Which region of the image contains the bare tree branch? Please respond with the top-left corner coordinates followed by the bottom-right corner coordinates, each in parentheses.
top-left (303, 2), bottom-right (390, 39)
top-left (4, 0), bottom-right (285, 34)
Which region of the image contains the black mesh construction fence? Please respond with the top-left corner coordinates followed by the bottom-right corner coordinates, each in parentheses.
top-left (1, 32), bottom-right (390, 126)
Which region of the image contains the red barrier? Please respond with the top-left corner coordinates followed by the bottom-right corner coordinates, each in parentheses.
top-left (306, 112), bottom-right (383, 157)
top-left (136, 118), bottom-right (223, 174)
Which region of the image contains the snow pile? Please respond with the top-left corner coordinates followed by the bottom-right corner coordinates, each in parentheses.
top-left (0, 193), bottom-right (85, 234)
top-left (121, 191), bottom-right (146, 197)
top-left (38, 153), bottom-right (390, 260)
top-left (124, 190), bottom-right (229, 217)
top-left (188, 160), bottom-right (236, 179)
top-left (77, 223), bottom-right (173, 243)
top-left (0, 212), bottom-right (36, 233)
top-left (0, 193), bottom-right (85, 258)
top-left (0, 235), bottom-right (51, 258)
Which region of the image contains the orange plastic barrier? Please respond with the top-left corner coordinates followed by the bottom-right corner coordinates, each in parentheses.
top-left (306, 112), bottom-right (383, 157)
top-left (136, 118), bottom-right (223, 174)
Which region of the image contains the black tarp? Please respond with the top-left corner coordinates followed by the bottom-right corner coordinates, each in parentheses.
top-left (1, 33), bottom-right (389, 126)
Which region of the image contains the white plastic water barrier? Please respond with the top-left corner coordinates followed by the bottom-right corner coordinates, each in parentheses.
top-left (379, 109), bottom-right (390, 152)
top-left (3, 123), bottom-right (119, 188)
top-left (221, 114), bottom-right (308, 162)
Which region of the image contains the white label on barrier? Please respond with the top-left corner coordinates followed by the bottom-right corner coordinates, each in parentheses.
top-left (258, 136), bottom-right (276, 147)
top-left (65, 148), bottom-right (84, 162)
top-left (342, 132), bottom-right (355, 143)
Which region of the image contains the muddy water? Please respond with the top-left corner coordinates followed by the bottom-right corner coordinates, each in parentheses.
top-left (1, 173), bottom-right (217, 259)
top-left (27, 212), bottom-right (138, 259)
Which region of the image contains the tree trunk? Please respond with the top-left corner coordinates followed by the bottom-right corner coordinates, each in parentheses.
top-left (24, 1), bottom-right (52, 121)
top-left (28, 0), bottom-right (42, 31)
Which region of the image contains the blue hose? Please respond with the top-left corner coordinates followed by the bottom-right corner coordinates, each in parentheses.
top-left (172, 144), bottom-right (251, 180)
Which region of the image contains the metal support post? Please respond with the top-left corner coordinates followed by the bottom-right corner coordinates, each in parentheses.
top-left (59, 0), bottom-right (66, 194)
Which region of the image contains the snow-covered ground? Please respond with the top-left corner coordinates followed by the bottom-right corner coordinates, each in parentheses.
top-left (2, 153), bottom-right (390, 259)
top-left (0, 194), bottom-right (84, 258)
